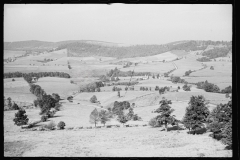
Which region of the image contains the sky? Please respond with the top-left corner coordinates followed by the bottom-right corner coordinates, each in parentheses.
top-left (4, 4), bottom-right (232, 45)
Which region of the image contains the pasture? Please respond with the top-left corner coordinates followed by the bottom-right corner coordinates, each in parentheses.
top-left (4, 78), bottom-right (36, 104)
top-left (35, 77), bottom-right (79, 99)
top-left (4, 50), bottom-right (26, 59)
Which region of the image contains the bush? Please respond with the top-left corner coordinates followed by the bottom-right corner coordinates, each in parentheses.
top-left (11, 103), bottom-right (19, 110)
top-left (44, 121), bottom-right (56, 130)
top-left (13, 109), bottom-right (29, 126)
top-left (148, 117), bottom-right (158, 127)
top-left (41, 115), bottom-right (48, 122)
top-left (12, 79), bottom-right (15, 81)
top-left (57, 121), bottom-right (66, 130)
top-left (132, 114), bottom-right (142, 121)
top-left (90, 95), bottom-right (97, 103)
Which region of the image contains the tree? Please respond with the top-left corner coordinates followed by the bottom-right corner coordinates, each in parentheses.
top-left (155, 86), bottom-right (159, 91)
top-left (127, 107), bottom-right (134, 120)
top-left (125, 87), bottom-right (128, 91)
top-left (182, 95), bottom-right (210, 134)
top-left (11, 102), bottom-right (19, 110)
top-left (159, 87), bottom-right (165, 94)
top-left (13, 108), bottom-right (29, 126)
top-left (152, 75), bottom-right (155, 79)
top-left (154, 99), bottom-right (177, 131)
top-left (207, 98), bottom-right (232, 148)
top-left (117, 113), bottom-right (128, 126)
top-left (90, 95), bottom-right (97, 103)
top-left (221, 86), bottom-right (232, 94)
top-left (210, 66), bottom-right (214, 70)
top-left (112, 86), bottom-right (116, 91)
top-left (39, 94), bottom-right (57, 115)
top-left (118, 91), bottom-right (120, 97)
top-left (52, 93), bottom-right (60, 102)
top-left (12, 79), bottom-right (15, 81)
top-left (7, 97), bottom-right (12, 109)
top-left (96, 88), bottom-right (101, 92)
top-left (178, 86), bottom-right (180, 90)
top-left (183, 84), bottom-right (191, 91)
top-left (89, 108), bottom-right (100, 127)
top-left (99, 110), bottom-right (110, 126)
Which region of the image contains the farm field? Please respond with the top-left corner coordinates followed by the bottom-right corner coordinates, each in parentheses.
top-left (4, 100), bottom-right (232, 157)
top-left (4, 78), bottom-right (37, 104)
top-left (120, 62), bottom-right (175, 73)
top-left (35, 77), bottom-right (79, 99)
top-left (4, 50), bottom-right (26, 59)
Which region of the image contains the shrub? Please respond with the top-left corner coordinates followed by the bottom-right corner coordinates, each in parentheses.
top-left (44, 121), bottom-right (56, 130)
top-left (90, 95), bottom-right (97, 103)
top-left (57, 121), bottom-right (66, 130)
top-left (41, 115), bottom-right (48, 122)
top-left (13, 109), bottom-right (29, 126)
top-left (148, 117), bottom-right (158, 127)
top-left (132, 114), bottom-right (142, 121)
top-left (12, 79), bottom-right (15, 81)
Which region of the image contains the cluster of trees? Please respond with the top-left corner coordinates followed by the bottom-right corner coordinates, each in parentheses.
top-left (111, 81), bottom-right (139, 86)
top-left (140, 87), bottom-right (151, 91)
top-left (164, 68), bottom-right (176, 77)
top-left (112, 86), bottom-right (122, 91)
top-left (159, 86), bottom-right (170, 94)
top-left (4, 97), bottom-right (19, 111)
top-left (196, 57), bottom-right (211, 62)
top-left (149, 95), bottom-right (232, 149)
top-left (185, 70), bottom-right (193, 76)
top-left (106, 67), bottom-right (151, 77)
top-left (79, 81), bottom-right (104, 92)
top-left (196, 81), bottom-right (220, 93)
top-left (182, 84), bottom-right (191, 91)
top-left (202, 47), bottom-right (230, 59)
top-left (221, 86), bottom-right (232, 94)
top-left (89, 109), bottom-right (110, 127)
top-left (170, 76), bottom-right (186, 84)
top-left (207, 97), bottom-right (232, 149)
top-left (4, 71), bottom-right (70, 79)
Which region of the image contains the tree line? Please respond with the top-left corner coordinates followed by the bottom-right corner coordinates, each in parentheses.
top-left (4, 71), bottom-right (71, 79)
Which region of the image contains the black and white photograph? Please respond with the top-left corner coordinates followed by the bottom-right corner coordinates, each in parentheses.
top-left (4, 4), bottom-right (232, 157)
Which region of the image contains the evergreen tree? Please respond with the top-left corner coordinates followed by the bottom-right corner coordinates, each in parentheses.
top-left (13, 109), bottom-right (29, 126)
top-left (182, 95), bottom-right (210, 133)
top-left (154, 98), bottom-right (177, 131)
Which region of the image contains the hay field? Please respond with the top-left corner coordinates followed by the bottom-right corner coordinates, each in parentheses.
top-left (4, 50), bottom-right (26, 59)
top-left (183, 76), bottom-right (232, 89)
top-left (190, 61), bottom-right (232, 77)
top-left (4, 78), bottom-right (36, 103)
top-left (120, 62), bottom-right (175, 73)
top-left (35, 77), bottom-right (79, 98)
top-left (4, 65), bottom-right (69, 73)
top-left (171, 54), bottom-right (203, 76)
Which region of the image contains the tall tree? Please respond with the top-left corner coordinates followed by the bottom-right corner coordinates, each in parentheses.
top-left (89, 108), bottom-right (100, 127)
top-left (154, 98), bottom-right (177, 131)
top-left (182, 95), bottom-right (210, 133)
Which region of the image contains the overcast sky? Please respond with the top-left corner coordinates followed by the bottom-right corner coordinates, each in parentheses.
top-left (4, 4), bottom-right (232, 45)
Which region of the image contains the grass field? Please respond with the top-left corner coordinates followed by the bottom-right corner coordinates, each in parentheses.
top-left (35, 77), bottom-right (79, 98)
top-left (4, 50), bottom-right (26, 59)
top-left (4, 78), bottom-right (36, 104)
